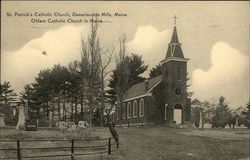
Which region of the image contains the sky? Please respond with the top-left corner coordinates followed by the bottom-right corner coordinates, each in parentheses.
top-left (1, 1), bottom-right (249, 108)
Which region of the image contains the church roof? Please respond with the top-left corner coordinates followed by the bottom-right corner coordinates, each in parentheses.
top-left (123, 75), bottom-right (162, 100)
top-left (165, 26), bottom-right (184, 59)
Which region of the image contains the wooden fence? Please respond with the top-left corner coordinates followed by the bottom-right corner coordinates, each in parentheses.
top-left (0, 138), bottom-right (118, 160)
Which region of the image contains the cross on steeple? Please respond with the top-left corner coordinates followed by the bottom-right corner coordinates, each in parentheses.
top-left (164, 15), bottom-right (185, 59)
top-left (173, 15), bottom-right (178, 26)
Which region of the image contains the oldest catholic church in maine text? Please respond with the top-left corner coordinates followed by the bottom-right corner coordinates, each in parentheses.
top-left (113, 22), bottom-right (191, 126)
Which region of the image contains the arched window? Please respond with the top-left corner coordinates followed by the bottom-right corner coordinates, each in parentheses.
top-left (133, 100), bottom-right (138, 117)
top-left (130, 102), bottom-right (133, 117)
top-left (139, 99), bottom-right (144, 117)
top-left (122, 103), bottom-right (126, 119)
top-left (127, 102), bottom-right (131, 118)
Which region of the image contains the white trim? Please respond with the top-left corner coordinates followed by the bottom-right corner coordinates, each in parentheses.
top-left (130, 103), bottom-right (133, 118)
top-left (147, 81), bottom-right (161, 93)
top-left (172, 45), bottom-right (176, 57)
top-left (133, 100), bottom-right (138, 118)
top-left (169, 42), bottom-right (182, 45)
top-left (165, 104), bottom-right (168, 120)
top-left (126, 103), bottom-right (129, 118)
top-left (127, 102), bottom-right (131, 118)
top-left (171, 45), bottom-right (173, 57)
top-left (160, 57), bottom-right (189, 64)
top-left (139, 99), bottom-right (144, 117)
top-left (123, 93), bottom-right (152, 102)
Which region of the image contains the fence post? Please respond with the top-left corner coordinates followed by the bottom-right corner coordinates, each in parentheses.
top-left (16, 140), bottom-right (21, 160)
top-left (108, 138), bottom-right (111, 155)
top-left (71, 140), bottom-right (74, 160)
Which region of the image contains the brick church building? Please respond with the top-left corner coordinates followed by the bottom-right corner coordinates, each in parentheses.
top-left (114, 24), bottom-right (191, 126)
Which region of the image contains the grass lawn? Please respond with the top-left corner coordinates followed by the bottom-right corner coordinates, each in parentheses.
top-left (112, 126), bottom-right (249, 160)
top-left (0, 126), bottom-right (249, 160)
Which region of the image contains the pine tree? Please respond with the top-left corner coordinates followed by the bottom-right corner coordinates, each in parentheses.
top-left (107, 53), bottom-right (148, 104)
top-left (0, 81), bottom-right (17, 106)
top-left (149, 63), bottom-right (162, 78)
top-left (242, 101), bottom-right (250, 128)
top-left (211, 96), bottom-right (230, 128)
top-left (128, 53), bottom-right (148, 86)
top-left (0, 81), bottom-right (18, 125)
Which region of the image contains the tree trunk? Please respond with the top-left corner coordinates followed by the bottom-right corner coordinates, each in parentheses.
top-left (80, 97), bottom-right (84, 121)
top-left (89, 103), bottom-right (93, 128)
top-left (43, 103), bottom-right (46, 120)
top-left (74, 98), bottom-right (78, 124)
top-left (88, 96), bottom-right (94, 128)
top-left (71, 98), bottom-right (74, 122)
top-left (63, 93), bottom-right (66, 122)
top-left (46, 102), bottom-right (49, 127)
top-left (100, 77), bottom-right (104, 127)
top-left (46, 102), bottom-right (49, 120)
top-left (52, 101), bottom-right (55, 127)
top-left (100, 106), bottom-right (103, 127)
top-left (57, 95), bottom-right (61, 121)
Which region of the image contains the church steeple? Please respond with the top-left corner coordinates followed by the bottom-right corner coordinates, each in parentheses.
top-left (171, 15), bottom-right (179, 43)
top-left (161, 16), bottom-right (189, 65)
top-left (170, 26), bottom-right (179, 43)
top-left (165, 26), bottom-right (184, 59)
top-left (165, 15), bottom-right (185, 59)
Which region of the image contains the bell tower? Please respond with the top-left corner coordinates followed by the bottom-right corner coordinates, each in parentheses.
top-left (161, 16), bottom-right (190, 124)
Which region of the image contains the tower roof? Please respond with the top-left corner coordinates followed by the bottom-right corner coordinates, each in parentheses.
top-left (165, 26), bottom-right (184, 59)
top-left (170, 26), bottom-right (179, 43)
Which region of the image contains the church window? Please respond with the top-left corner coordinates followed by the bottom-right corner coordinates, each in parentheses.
top-left (133, 100), bottom-right (138, 117)
top-left (126, 103), bottom-right (129, 118)
top-left (127, 102), bottom-right (131, 118)
top-left (122, 103), bottom-right (126, 119)
top-left (177, 64), bottom-right (181, 80)
top-left (139, 99), bottom-right (144, 117)
top-left (130, 102), bottom-right (133, 117)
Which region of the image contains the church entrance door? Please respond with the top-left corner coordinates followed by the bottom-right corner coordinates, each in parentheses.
top-left (174, 104), bottom-right (182, 124)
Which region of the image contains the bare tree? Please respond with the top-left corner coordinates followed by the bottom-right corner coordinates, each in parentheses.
top-left (80, 19), bottom-right (102, 127)
top-left (68, 60), bottom-right (81, 123)
top-left (98, 47), bottom-right (115, 127)
top-left (113, 34), bottom-right (130, 122)
top-left (116, 34), bottom-right (129, 102)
